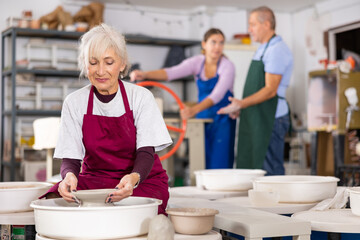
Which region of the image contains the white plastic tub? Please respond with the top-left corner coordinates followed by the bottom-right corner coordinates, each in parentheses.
top-left (0, 182), bottom-right (53, 213)
top-left (347, 187), bottom-right (360, 216)
top-left (253, 175), bottom-right (339, 203)
top-left (195, 169), bottom-right (266, 191)
top-left (31, 197), bottom-right (161, 239)
top-left (166, 208), bottom-right (219, 235)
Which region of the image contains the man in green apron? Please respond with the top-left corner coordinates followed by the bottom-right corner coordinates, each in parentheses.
top-left (218, 6), bottom-right (293, 175)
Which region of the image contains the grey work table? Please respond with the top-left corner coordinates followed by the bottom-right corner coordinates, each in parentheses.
top-left (168, 197), bottom-right (311, 240)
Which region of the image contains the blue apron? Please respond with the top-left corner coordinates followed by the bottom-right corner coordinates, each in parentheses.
top-left (196, 60), bottom-right (236, 169)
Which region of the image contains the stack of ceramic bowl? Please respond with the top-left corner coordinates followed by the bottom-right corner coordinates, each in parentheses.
top-left (0, 182), bottom-right (53, 239)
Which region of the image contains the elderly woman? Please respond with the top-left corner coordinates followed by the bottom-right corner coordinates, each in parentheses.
top-left (42, 24), bottom-right (172, 214)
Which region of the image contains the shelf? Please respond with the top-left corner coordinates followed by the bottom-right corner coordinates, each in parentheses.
top-left (125, 34), bottom-right (200, 47)
top-left (13, 81), bottom-right (85, 88)
top-left (27, 58), bottom-right (78, 64)
top-left (15, 96), bottom-right (63, 101)
top-left (2, 68), bottom-right (80, 77)
top-left (2, 27), bottom-right (83, 40)
top-left (2, 27), bottom-right (201, 47)
top-left (1, 161), bottom-right (21, 167)
top-left (25, 42), bottom-right (78, 50)
top-left (3, 110), bottom-right (61, 116)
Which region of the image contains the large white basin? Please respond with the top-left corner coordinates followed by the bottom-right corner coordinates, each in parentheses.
top-left (253, 175), bottom-right (339, 203)
top-left (31, 197), bottom-right (161, 239)
top-left (347, 187), bottom-right (360, 216)
top-left (0, 181), bottom-right (53, 213)
top-left (195, 169), bottom-right (266, 191)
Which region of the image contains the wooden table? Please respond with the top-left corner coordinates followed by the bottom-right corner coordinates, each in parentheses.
top-left (164, 118), bottom-right (212, 185)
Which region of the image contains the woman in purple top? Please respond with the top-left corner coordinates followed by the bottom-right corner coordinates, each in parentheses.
top-left (130, 28), bottom-right (236, 169)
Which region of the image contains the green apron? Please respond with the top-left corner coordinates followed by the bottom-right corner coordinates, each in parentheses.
top-left (236, 35), bottom-right (278, 170)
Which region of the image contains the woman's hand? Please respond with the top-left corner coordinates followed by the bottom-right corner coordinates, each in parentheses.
top-left (129, 70), bottom-right (146, 82)
top-left (217, 97), bottom-right (242, 119)
top-left (106, 173), bottom-right (140, 203)
top-left (180, 106), bottom-right (196, 120)
top-left (58, 172), bottom-right (78, 203)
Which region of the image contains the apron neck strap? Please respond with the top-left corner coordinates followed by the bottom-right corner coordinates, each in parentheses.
top-left (260, 34), bottom-right (276, 60)
top-left (86, 80), bottom-right (131, 115)
top-left (197, 57), bottom-right (222, 77)
top-left (87, 86), bottom-right (95, 115)
top-left (118, 79), bottom-right (131, 113)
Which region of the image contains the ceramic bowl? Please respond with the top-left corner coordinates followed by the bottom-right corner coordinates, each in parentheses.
top-left (195, 169), bottom-right (266, 191)
top-left (0, 181), bottom-right (53, 213)
top-left (253, 175), bottom-right (339, 203)
top-left (248, 189), bottom-right (280, 206)
top-left (71, 189), bottom-right (115, 207)
top-left (166, 207), bottom-right (219, 235)
top-left (347, 187), bottom-right (360, 216)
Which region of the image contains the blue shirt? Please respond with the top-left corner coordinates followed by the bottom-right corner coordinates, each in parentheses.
top-left (253, 36), bottom-right (293, 118)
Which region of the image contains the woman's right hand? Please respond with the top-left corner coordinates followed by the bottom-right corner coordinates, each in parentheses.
top-left (129, 70), bottom-right (146, 82)
top-left (58, 172), bottom-right (78, 203)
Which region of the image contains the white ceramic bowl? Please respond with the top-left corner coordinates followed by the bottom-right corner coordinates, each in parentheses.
top-left (166, 208), bottom-right (219, 235)
top-left (248, 189), bottom-right (280, 206)
top-left (195, 169), bottom-right (266, 191)
top-left (0, 182), bottom-right (53, 213)
top-left (347, 187), bottom-right (360, 216)
top-left (253, 175), bottom-right (339, 203)
top-left (31, 197), bottom-right (161, 239)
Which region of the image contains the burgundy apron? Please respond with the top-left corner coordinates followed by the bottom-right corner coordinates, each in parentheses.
top-left (43, 80), bottom-right (169, 214)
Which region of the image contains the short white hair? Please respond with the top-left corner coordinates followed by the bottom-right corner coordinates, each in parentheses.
top-left (251, 6), bottom-right (276, 30)
top-left (78, 23), bottom-right (130, 78)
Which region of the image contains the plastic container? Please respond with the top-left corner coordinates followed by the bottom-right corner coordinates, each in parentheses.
top-left (31, 197), bottom-right (161, 239)
top-left (195, 169), bottom-right (266, 191)
top-left (248, 189), bottom-right (280, 206)
top-left (253, 175), bottom-right (339, 203)
top-left (347, 187), bottom-right (360, 216)
top-left (166, 208), bottom-right (219, 235)
top-left (0, 182), bottom-right (52, 213)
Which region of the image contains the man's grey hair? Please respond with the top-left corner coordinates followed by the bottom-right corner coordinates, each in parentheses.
top-left (78, 23), bottom-right (131, 78)
top-left (251, 6), bottom-right (276, 30)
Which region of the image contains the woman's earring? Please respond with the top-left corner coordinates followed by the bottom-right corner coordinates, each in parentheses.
top-left (120, 74), bottom-right (124, 79)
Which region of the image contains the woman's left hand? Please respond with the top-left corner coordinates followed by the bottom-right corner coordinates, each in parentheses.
top-left (106, 173), bottom-right (140, 203)
top-left (180, 106), bottom-right (196, 120)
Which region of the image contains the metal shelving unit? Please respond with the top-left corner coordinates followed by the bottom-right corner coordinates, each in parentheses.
top-left (1, 27), bottom-right (200, 181)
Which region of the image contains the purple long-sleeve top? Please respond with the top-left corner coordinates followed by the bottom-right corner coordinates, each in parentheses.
top-left (164, 55), bottom-right (235, 104)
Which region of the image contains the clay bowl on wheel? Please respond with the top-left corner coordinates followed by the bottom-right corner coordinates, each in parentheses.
top-left (71, 189), bottom-right (116, 207)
